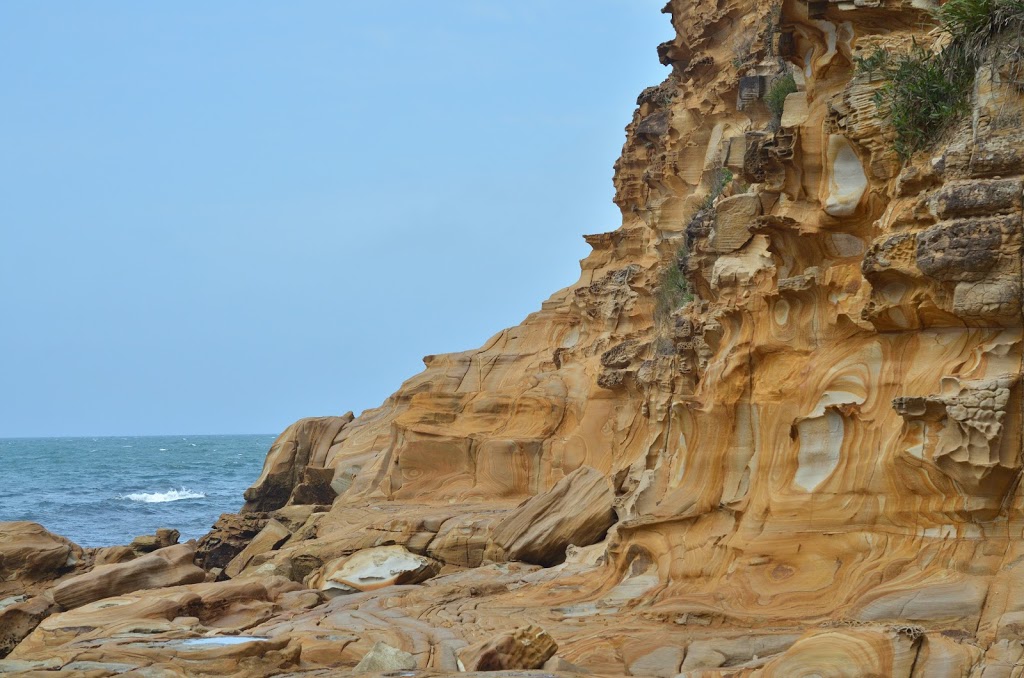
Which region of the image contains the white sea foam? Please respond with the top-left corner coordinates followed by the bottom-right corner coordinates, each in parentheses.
top-left (119, 488), bottom-right (206, 503)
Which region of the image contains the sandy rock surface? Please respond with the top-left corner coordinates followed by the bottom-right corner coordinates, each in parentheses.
top-left (8, 0), bottom-right (1024, 675)
top-left (50, 543), bottom-right (206, 610)
top-left (0, 523), bottom-right (82, 596)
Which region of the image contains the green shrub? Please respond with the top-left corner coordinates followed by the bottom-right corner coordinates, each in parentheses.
top-left (864, 0), bottom-right (1024, 160)
top-left (936, 0), bottom-right (998, 42)
top-left (654, 164), bottom-right (735, 326)
top-left (879, 43), bottom-right (975, 159)
top-left (764, 72), bottom-right (797, 123)
top-left (655, 245), bottom-right (693, 325)
top-left (853, 47), bottom-right (890, 78)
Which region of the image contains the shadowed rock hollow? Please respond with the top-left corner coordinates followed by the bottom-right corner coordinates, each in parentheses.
top-left (6, 0), bottom-right (1024, 675)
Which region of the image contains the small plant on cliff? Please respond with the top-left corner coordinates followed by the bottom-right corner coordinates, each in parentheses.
top-left (656, 164), bottom-right (734, 330)
top-left (937, 0), bottom-right (1003, 43)
top-left (866, 0), bottom-right (1024, 160)
top-left (880, 43), bottom-right (975, 159)
top-left (684, 166), bottom-right (733, 240)
top-left (764, 2), bottom-right (783, 58)
top-left (853, 47), bottom-right (890, 79)
top-left (654, 245), bottom-right (693, 333)
top-left (702, 167), bottom-right (734, 210)
top-left (764, 71), bottom-right (797, 125)
top-left (937, 0), bottom-right (1024, 81)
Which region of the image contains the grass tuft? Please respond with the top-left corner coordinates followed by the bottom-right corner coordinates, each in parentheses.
top-left (655, 246), bottom-right (693, 330)
top-left (880, 43), bottom-right (975, 159)
top-left (702, 167), bottom-right (734, 210)
top-left (864, 0), bottom-right (1024, 160)
top-left (764, 72), bottom-right (797, 125)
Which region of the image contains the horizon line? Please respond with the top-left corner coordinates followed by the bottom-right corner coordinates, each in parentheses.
top-left (0, 432), bottom-right (279, 440)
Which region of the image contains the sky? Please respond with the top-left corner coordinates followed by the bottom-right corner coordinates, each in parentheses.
top-left (0, 2), bottom-right (670, 437)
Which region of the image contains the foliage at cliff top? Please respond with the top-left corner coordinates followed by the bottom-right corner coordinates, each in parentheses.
top-left (860, 0), bottom-right (1024, 159)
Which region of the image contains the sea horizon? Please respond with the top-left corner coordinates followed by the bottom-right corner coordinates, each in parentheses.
top-left (0, 431), bottom-right (277, 440)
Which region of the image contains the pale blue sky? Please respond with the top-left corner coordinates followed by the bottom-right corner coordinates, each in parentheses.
top-left (0, 2), bottom-right (669, 437)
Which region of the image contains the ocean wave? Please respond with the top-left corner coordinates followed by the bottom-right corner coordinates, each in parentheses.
top-left (118, 487), bottom-right (206, 503)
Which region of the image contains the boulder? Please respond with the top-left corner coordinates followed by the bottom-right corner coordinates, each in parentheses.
top-left (224, 519), bottom-right (291, 578)
top-left (457, 625), bottom-right (557, 671)
top-left (352, 641), bottom-right (417, 673)
top-left (92, 546), bottom-right (137, 566)
top-left (289, 466), bottom-right (338, 506)
top-left (0, 522), bottom-right (82, 594)
top-left (0, 596), bottom-right (57, 658)
top-left (628, 646), bottom-right (684, 677)
top-left (194, 512), bottom-right (269, 571)
top-left (486, 466), bottom-right (615, 566)
top-left (129, 528), bottom-right (180, 554)
top-left (312, 545), bottom-right (440, 594)
top-left (51, 543), bottom-right (205, 609)
top-left (427, 514), bottom-right (502, 568)
top-left (242, 414), bottom-right (352, 512)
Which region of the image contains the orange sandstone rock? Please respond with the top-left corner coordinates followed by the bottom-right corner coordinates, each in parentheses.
top-left (11, 1), bottom-right (1024, 675)
top-left (457, 625), bottom-right (558, 672)
top-left (51, 543), bottom-right (206, 609)
top-left (0, 522), bottom-right (82, 595)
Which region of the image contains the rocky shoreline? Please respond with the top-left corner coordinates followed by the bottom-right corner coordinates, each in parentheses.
top-left (8, 0), bottom-right (1024, 674)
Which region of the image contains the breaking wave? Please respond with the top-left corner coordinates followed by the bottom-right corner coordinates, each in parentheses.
top-left (118, 487), bottom-right (206, 503)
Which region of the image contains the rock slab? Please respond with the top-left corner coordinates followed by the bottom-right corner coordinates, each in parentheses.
top-left (0, 522), bottom-right (81, 594)
top-left (51, 543), bottom-right (205, 609)
top-left (457, 625), bottom-right (558, 672)
top-left (314, 545), bottom-right (441, 593)
top-left (352, 641), bottom-right (417, 673)
top-left (486, 466), bottom-right (615, 566)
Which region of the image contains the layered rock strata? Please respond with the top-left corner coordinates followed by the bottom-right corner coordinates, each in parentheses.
top-left (6, 0), bottom-right (1024, 675)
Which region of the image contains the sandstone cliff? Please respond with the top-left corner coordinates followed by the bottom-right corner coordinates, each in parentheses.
top-left (5, 1), bottom-right (1024, 675)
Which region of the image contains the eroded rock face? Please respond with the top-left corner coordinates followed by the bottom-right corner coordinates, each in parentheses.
top-left (11, 1), bottom-right (1024, 675)
top-left (242, 414), bottom-right (353, 512)
top-left (0, 522), bottom-right (83, 595)
top-left (485, 465), bottom-right (615, 566)
top-left (0, 596), bottom-right (57, 659)
top-left (194, 511), bottom-right (269, 571)
top-left (224, 519), bottom-right (291, 579)
top-left (457, 625), bottom-right (558, 672)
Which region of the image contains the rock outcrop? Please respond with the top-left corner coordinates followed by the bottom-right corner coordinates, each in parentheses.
top-left (0, 522), bottom-right (82, 596)
top-left (485, 465), bottom-right (615, 566)
top-left (9, 0), bottom-right (1024, 675)
top-left (242, 414), bottom-right (353, 512)
top-left (310, 545), bottom-right (441, 593)
top-left (0, 596), bottom-right (56, 659)
top-left (50, 543), bottom-right (206, 609)
top-left (457, 625), bottom-right (558, 672)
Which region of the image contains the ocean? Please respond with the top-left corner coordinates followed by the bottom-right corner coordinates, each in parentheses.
top-left (0, 434), bottom-right (274, 548)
